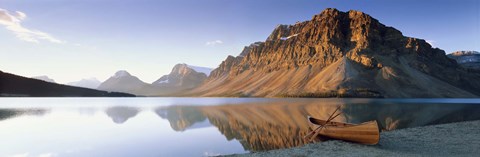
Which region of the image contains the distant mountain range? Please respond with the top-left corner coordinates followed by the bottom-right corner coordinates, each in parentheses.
top-left (0, 71), bottom-right (133, 97)
top-left (67, 78), bottom-right (102, 89)
top-left (97, 70), bottom-right (155, 95)
top-left (188, 8), bottom-right (480, 98)
top-left (2, 8), bottom-right (479, 98)
top-left (186, 64), bottom-right (213, 76)
top-left (97, 64), bottom-right (211, 96)
top-left (31, 75), bottom-right (56, 83)
top-left (3, 63), bottom-right (212, 97)
top-left (152, 63), bottom-right (208, 89)
top-left (447, 51), bottom-right (480, 70)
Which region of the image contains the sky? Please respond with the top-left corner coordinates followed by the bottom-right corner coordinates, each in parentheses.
top-left (0, 0), bottom-right (479, 84)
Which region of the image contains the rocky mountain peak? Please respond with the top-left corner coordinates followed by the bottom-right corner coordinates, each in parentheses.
top-left (312, 8), bottom-right (342, 20)
top-left (208, 55), bottom-right (243, 79)
top-left (187, 65), bottom-right (213, 76)
top-left (239, 42), bottom-right (264, 57)
top-left (98, 65), bottom-right (210, 96)
top-left (152, 63), bottom-right (207, 89)
top-left (98, 70), bottom-right (148, 95)
top-left (113, 70), bottom-right (132, 78)
top-left (191, 8), bottom-right (480, 98)
top-left (266, 25), bottom-right (292, 41)
top-left (171, 64), bottom-right (190, 76)
top-left (450, 51), bottom-right (480, 56)
top-left (448, 51), bottom-right (480, 70)
top-left (167, 63), bottom-right (211, 78)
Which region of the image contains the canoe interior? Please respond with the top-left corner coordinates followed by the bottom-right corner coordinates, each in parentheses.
top-left (308, 116), bottom-right (355, 127)
top-left (307, 116), bottom-right (380, 145)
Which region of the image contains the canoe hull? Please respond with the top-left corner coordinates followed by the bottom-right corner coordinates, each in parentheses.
top-left (308, 117), bottom-right (380, 145)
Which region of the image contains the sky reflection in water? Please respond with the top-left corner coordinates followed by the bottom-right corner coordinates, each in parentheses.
top-left (0, 98), bottom-right (479, 157)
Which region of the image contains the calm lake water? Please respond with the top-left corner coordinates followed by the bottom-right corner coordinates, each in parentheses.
top-left (1, 98), bottom-right (480, 157)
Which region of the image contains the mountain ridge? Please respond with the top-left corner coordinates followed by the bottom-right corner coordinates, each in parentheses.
top-left (152, 63), bottom-right (208, 90)
top-left (67, 78), bottom-right (102, 89)
top-left (0, 70), bottom-right (133, 97)
top-left (189, 8), bottom-right (480, 98)
top-left (97, 70), bottom-right (155, 96)
top-left (98, 64), bottom-right (209, 96)
top-left (447, 51), bottom-right (480, 70)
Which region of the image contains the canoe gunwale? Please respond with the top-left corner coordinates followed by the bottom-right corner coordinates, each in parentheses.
top-left (306, 116), bottom-right (380, 145)
top-left (307, 116), bottom-right (357, 127)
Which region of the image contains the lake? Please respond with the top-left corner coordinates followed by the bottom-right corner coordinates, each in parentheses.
top-left (1, 98), bottom-right (480, 157)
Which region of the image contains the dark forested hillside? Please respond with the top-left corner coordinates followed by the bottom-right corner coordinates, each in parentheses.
top-left (0, 71), bottom-right (134, 97)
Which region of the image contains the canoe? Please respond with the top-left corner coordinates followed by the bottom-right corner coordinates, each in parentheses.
top-left (307, 116), bottom-right (380, 145)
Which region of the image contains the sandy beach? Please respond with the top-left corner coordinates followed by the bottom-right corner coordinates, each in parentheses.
top-left (225, 120), bottom-right (480, 157)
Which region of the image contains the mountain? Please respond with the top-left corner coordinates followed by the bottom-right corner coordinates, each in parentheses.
top-left (97, 70), bottom-right (155, 95)
top-left (186, 65), bottom-right (213, 76)
top-left (0, 70), bottom-right (134, 97)
top-left (152, 63), bottom-right (208, 92)
top-left (97, 64), bottom-right (209, 96)
top-left (190, 8), bottom-right (480, 98)
top-left (31, 75), bottom-right (56, 83)
top-left (238, 42), bottom-right (264, 57)
top-left (67, 78), bottom-right (102, 89)
top-left (447, 51), bottom-right (480, 70)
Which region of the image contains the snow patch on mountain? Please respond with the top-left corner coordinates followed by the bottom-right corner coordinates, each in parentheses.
top-left (280, 34), bottom-right (299, 40)
top-left (186, 65), bottom-right (213, 76)
top-left (113, 70), bottom-right (131, 78)
top-left (157, 79), bottom-right (169, 84)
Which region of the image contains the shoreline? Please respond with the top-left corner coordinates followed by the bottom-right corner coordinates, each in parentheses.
top-left (225, 120), bottom-right (480, 157)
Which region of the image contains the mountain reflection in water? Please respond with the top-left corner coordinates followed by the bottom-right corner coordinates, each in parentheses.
top-left (105, 106), bottom-right (139, 124)
top-left (156, 99), bottom-right (480, 152)
top-left (0, 108), bottom-right (47, 121)
top-left (155, 106), bottom-right (209, 131)
top-left (1, 98), bottom-right (479, 154)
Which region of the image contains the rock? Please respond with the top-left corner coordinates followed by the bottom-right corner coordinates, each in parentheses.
top-left (190, 8), bottom-right (480, 98)
top-left (152, 63), bottom-right (208, 90)
top-left (98, 64), bottom-right (209, 96)
top-left (97, 70), bottom-right (152, 95)
top-left (447, 51), bottom-right (480, 70)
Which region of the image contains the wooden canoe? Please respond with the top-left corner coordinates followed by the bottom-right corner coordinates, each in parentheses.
top-left (307, 116), bottom-right (380, 145)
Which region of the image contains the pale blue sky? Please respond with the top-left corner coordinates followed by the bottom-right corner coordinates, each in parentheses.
top-left (0, 0), bottom-right (478, 83)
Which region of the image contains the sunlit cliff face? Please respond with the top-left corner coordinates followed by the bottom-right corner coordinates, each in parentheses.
top-left (190, 9), bottom-right (480, 98)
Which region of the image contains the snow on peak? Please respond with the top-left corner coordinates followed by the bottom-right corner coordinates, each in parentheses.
top-left (113, 70), bottom-right (131, 78)
top-left (280, 34), bottom-right (299, 41)
top-left (157, 79), bottom-right (169, 84)
top-left (186, 65), bottom-right (213, 76)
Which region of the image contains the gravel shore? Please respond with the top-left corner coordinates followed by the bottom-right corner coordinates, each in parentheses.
top-left (225, 120), bottom-right (480, 157)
